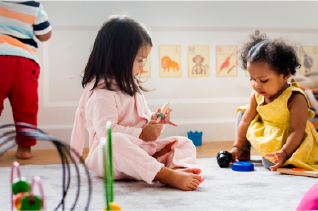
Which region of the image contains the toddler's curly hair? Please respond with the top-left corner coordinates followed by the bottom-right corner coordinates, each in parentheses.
top-left (239, 30), bottom-right (300, 76)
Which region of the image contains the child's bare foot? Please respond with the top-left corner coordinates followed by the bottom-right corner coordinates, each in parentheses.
top-left (15, 146), bottom-right (33, 159)
top-left (176, 167), bottom-right (202, 175)
top-left (154, 167), bottom-right (204, 191)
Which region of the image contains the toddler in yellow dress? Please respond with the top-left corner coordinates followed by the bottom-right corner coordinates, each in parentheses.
top-left (231, 31), bottom-right (318, 171)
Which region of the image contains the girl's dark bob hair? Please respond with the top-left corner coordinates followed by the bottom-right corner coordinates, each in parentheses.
top-left (82, 15), bottom-right (152, 96)
top-left (240, 30), bottom-right (300, 76)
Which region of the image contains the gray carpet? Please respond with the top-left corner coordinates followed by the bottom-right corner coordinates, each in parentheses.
top-left (1, 156), bottom-right (317, 211)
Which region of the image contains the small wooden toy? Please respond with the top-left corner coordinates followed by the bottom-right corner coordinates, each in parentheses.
top-left (156, 103), bottom-right (170, 121)
top-left (11, 161), bottom-right (45, 211)
top-left (102, 121), bottom-right (121, 211)
top-left (277, 168), bottom-right (318, 178)
top-left (217, 151), bottom-right (232, 168)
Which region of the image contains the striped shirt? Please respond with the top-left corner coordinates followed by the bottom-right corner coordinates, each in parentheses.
top-left (0, 1), bottom-right (52, 65)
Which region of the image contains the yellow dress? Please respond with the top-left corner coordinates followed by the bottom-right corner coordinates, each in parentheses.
top-left (239, 79), bottom-right (318, 171)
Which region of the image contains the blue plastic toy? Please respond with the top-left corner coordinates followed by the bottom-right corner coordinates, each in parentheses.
top-left (187, 131), bottom-right (203, 146)
top-left (232, 162), bottom-right (254, 172)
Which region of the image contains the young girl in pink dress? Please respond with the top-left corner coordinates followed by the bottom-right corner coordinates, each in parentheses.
top-left (70, 15), bottom-right (204, 191)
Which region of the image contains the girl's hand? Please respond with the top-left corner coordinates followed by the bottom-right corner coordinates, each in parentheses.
top-left (229, 147), bottom-right (242, 163)
top-left (265, 150), bottom-right (287, 171)
top-left (139, 120), bottom-right (163, 142)
top-left (154, 108), bottom-right (178, 127)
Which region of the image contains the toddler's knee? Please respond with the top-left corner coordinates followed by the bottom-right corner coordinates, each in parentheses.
top-left (182, 138), bottom-right (196, 148)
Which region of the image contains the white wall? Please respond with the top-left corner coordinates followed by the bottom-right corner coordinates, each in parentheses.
top-left (2, 1), bottom-right (318, 149)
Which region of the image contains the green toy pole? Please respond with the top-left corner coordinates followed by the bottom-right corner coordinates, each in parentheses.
top-left (103, 121), bottom-right (114, 211)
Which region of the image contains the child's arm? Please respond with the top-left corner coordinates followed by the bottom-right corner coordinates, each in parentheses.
top-left (230, 91), bottom-right (258, 162)
top-left (35, 31), bottom-right (52, 42)
top-left (265, 92), bottom-right (308, 171)
top-left (33, 3), bottom-right (52, 42)
top-left (87, 94), bottom-right (144, 144)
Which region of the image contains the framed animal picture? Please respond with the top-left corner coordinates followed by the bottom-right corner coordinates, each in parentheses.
top-left (188, 45), bottom-right (210, 78)
top-left (216, 46), bottom-right (237, 77)
top-left (300, 46), bottom-right (318, 75)
top-left (137, 54), bottom-right (151, 78)
top-left (159, 45), bottom-right (182, 78)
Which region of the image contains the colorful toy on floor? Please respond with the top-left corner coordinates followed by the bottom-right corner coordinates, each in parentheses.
top-left (156, 103), bottom-right (170, 121)
top-left (102, 121), bottom-right (121, 211)
top-left (217, 151), bottom-right (254, 171)
top-left (277, 168), bottom-right (318, 178)
top-left (0, 123), bottom-right (92, 210)
top-left (217, 151), bottom-right (232, 168)
top-left (231, 162), bottom-right (254, 172)
top-left (187, 131), bottom-right (203, 146)
top-left (11, 161), bottom-right (44, 211)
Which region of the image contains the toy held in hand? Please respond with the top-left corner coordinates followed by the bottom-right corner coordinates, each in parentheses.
top-left (217, 151), bottom-right (232, 168)
top-left (156, 103), bottom-right (170, 121)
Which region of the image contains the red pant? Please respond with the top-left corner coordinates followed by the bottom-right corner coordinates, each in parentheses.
top-left (0, 55), bottom-right (40, 146)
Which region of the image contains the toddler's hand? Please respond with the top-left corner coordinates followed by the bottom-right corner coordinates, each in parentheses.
top-left (229, 147), bottom-right (242, 163)
top-left (139, 120), bottom-right (163, 142)
top-left (154, 108), bottom-right (178, 127)
top-left (265, 150), bottom-right (287, 171)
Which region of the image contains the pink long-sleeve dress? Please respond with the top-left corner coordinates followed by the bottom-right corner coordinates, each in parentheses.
top-left (70, 79), bottom-right (197, 184)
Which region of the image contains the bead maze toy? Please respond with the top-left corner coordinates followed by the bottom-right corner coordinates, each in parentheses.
top-left (0, 122), bottom-right (92, 210)
top-left (156, 103), bottom-right (170, 121)
top-left (102, 121), bottom-right (121, 211)
top-left (11, 161), bottom-right (45, 211)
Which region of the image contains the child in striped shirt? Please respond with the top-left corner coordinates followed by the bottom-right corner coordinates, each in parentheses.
top-left (0, 1), bottom-right (52, 159)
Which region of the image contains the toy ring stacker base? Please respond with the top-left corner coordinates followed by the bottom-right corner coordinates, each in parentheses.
top-left (232, 162), bottom-right (254, 171)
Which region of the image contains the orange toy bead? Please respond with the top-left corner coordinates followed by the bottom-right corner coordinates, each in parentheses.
top-left (15, 192), bottom-right (28, 209)
top-left (103, 202), bottom-right (121, 211)
top-left (292, 168), bottom-right (306, 172)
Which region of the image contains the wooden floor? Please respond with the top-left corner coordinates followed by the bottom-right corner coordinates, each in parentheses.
top-left (0, 141), bottom-right (259, 167)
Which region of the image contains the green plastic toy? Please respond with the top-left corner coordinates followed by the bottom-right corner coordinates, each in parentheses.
top-left (102, 121), bottom-right (121, 211)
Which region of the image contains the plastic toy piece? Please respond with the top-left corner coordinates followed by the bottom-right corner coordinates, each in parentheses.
top-left (12, 177), bottom-right (30, 195)
top-left (26, 176), bottom-right (45, 211)
top-left (188, 131), bottom-right (203, 146)
top-left (156, 103), bottom-right (170, 121)
top-left (277, 168), bottom-right (318, 177)
top-left (232, 162), bottom-right (254, 172)
top-left (15, 192), bottom-right (27, 209)
top-left (103, 203), bottom-right (121, 211)
top-left (11, 162), bottom-right (45, 211)
top-left (102, 121), bottom-right (121, 211)
top-left (217, 151), bottom-right (232, 168)
top-left (20, 196), bottom-right (41, 211)
top-left (292, 168), bottom-right (306, 172)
